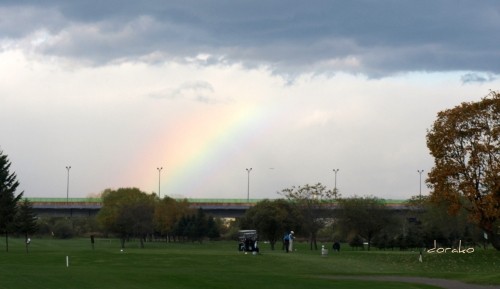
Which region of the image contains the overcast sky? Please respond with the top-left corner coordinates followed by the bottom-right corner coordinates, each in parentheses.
top-left (1, 1), bottom-right (499, 200)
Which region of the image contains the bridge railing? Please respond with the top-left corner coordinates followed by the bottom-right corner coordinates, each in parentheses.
top-left (26, 197), bottom-right (265, 205)
top-left (26, 197), bottom-right (408, 208)
top-left (27, 197), bottom-right (102, 203)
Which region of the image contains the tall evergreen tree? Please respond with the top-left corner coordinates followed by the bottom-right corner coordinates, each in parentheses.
top-left (206, 216), bottom-right (220, 240)
top-left (194, 208), bottom-right (207, 243)
top-left (16, 199), bottom-right (38, 253)
top-left (0, 150), bottom-right (24, 252)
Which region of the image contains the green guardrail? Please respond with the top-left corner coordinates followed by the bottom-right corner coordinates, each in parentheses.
top-left (26, 198), bottom-right (102, 203)
top-left (184, 198), bottom-right (262, 203)
top-left (25, 197), bottom-right (408, 205)
top-left (25, 198), bottom-right (262, 204)
top-left (24, 198), bottom-right (255, 203)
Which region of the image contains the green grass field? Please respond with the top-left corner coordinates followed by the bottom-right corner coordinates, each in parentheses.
top-left (0, 238), bottom-right (499, 289)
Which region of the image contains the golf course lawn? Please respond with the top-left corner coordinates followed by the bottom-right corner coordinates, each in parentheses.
top-left (0, 238), bottom-right (499, 289)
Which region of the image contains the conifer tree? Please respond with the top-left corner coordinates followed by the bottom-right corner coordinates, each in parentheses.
top-left (16, 199), bottom-right (38, 253)
top-left (0, 150), bottom-right (24, 252)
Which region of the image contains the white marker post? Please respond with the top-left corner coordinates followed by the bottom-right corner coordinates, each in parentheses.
top-left (66, 256), bottom-right (69, 267)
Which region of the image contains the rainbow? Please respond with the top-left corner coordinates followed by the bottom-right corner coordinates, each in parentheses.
top-left (131, 102), bottom-right (277, 198)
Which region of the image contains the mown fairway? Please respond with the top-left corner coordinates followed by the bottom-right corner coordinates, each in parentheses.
top-left (0, 238), bottom-right (499, 289)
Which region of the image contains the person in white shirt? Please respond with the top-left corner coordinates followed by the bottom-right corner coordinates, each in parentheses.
top-left (288, 231), bottom-right (294, 252)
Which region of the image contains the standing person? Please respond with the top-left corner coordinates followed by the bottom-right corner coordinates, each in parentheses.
top-left (283, 232), bottom-right (290, 253)
top-left (289, 231), bottom-right (294, 252)
top-left (332, 241), bottom-right (340, 252)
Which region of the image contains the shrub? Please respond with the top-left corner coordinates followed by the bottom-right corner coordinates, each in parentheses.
top-left (53, 219), bottom-right (74, 239)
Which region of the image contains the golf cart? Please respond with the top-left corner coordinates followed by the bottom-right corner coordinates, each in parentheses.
top-left (238, 230), bottom-right (259, 252)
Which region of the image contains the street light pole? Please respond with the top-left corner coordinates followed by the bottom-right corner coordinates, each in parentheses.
top-left (417, 170), bottom-right (424, 199)
top-left (333, 169), bottom-right (339, 193)
top-left (66, 166), bottom-right (71, 204)
top-left (246, 168), bottom-right (252, 202)
top-left (157, 167), bottom-right (163, 199)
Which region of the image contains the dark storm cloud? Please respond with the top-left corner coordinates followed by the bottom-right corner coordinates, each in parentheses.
top-left (1, 0), bottom-right (499, 76)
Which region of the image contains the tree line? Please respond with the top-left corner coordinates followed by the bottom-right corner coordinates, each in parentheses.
top-left (97, 187), bottom-right (221, 248)
top-left (241, 192), bottom-right (486, 252)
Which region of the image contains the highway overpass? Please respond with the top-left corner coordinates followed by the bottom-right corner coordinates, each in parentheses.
top-left (28, 198), bottom-right (409, 218)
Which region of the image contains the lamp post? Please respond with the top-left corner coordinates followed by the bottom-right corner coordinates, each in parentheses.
top-left (246, 168), bottom-right (252, 202)
top-left (417, 170), bottom-right (424, 199)
top-left (333, 169), bottom-right (339, 193)
top-left (157, 167), bottom-right (163, 199)
top-left (66, 166), bottom-right (71, 204)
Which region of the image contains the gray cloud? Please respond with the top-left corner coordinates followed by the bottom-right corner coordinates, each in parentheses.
top-left (148, 81), bottom-right (218, 103)
top-left (461, 73), bottom-right (496, 84)
top-left (1, 0), bottom-right (500, 76)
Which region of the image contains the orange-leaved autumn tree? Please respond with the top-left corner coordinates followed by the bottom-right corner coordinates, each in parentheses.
top-left (426, 91), bottom-right (500, 250)
top-left (154, 196), bottom-right (192, 242)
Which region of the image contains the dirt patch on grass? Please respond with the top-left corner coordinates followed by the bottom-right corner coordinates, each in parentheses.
top-left (322, 276), bottom-right (500, 289)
